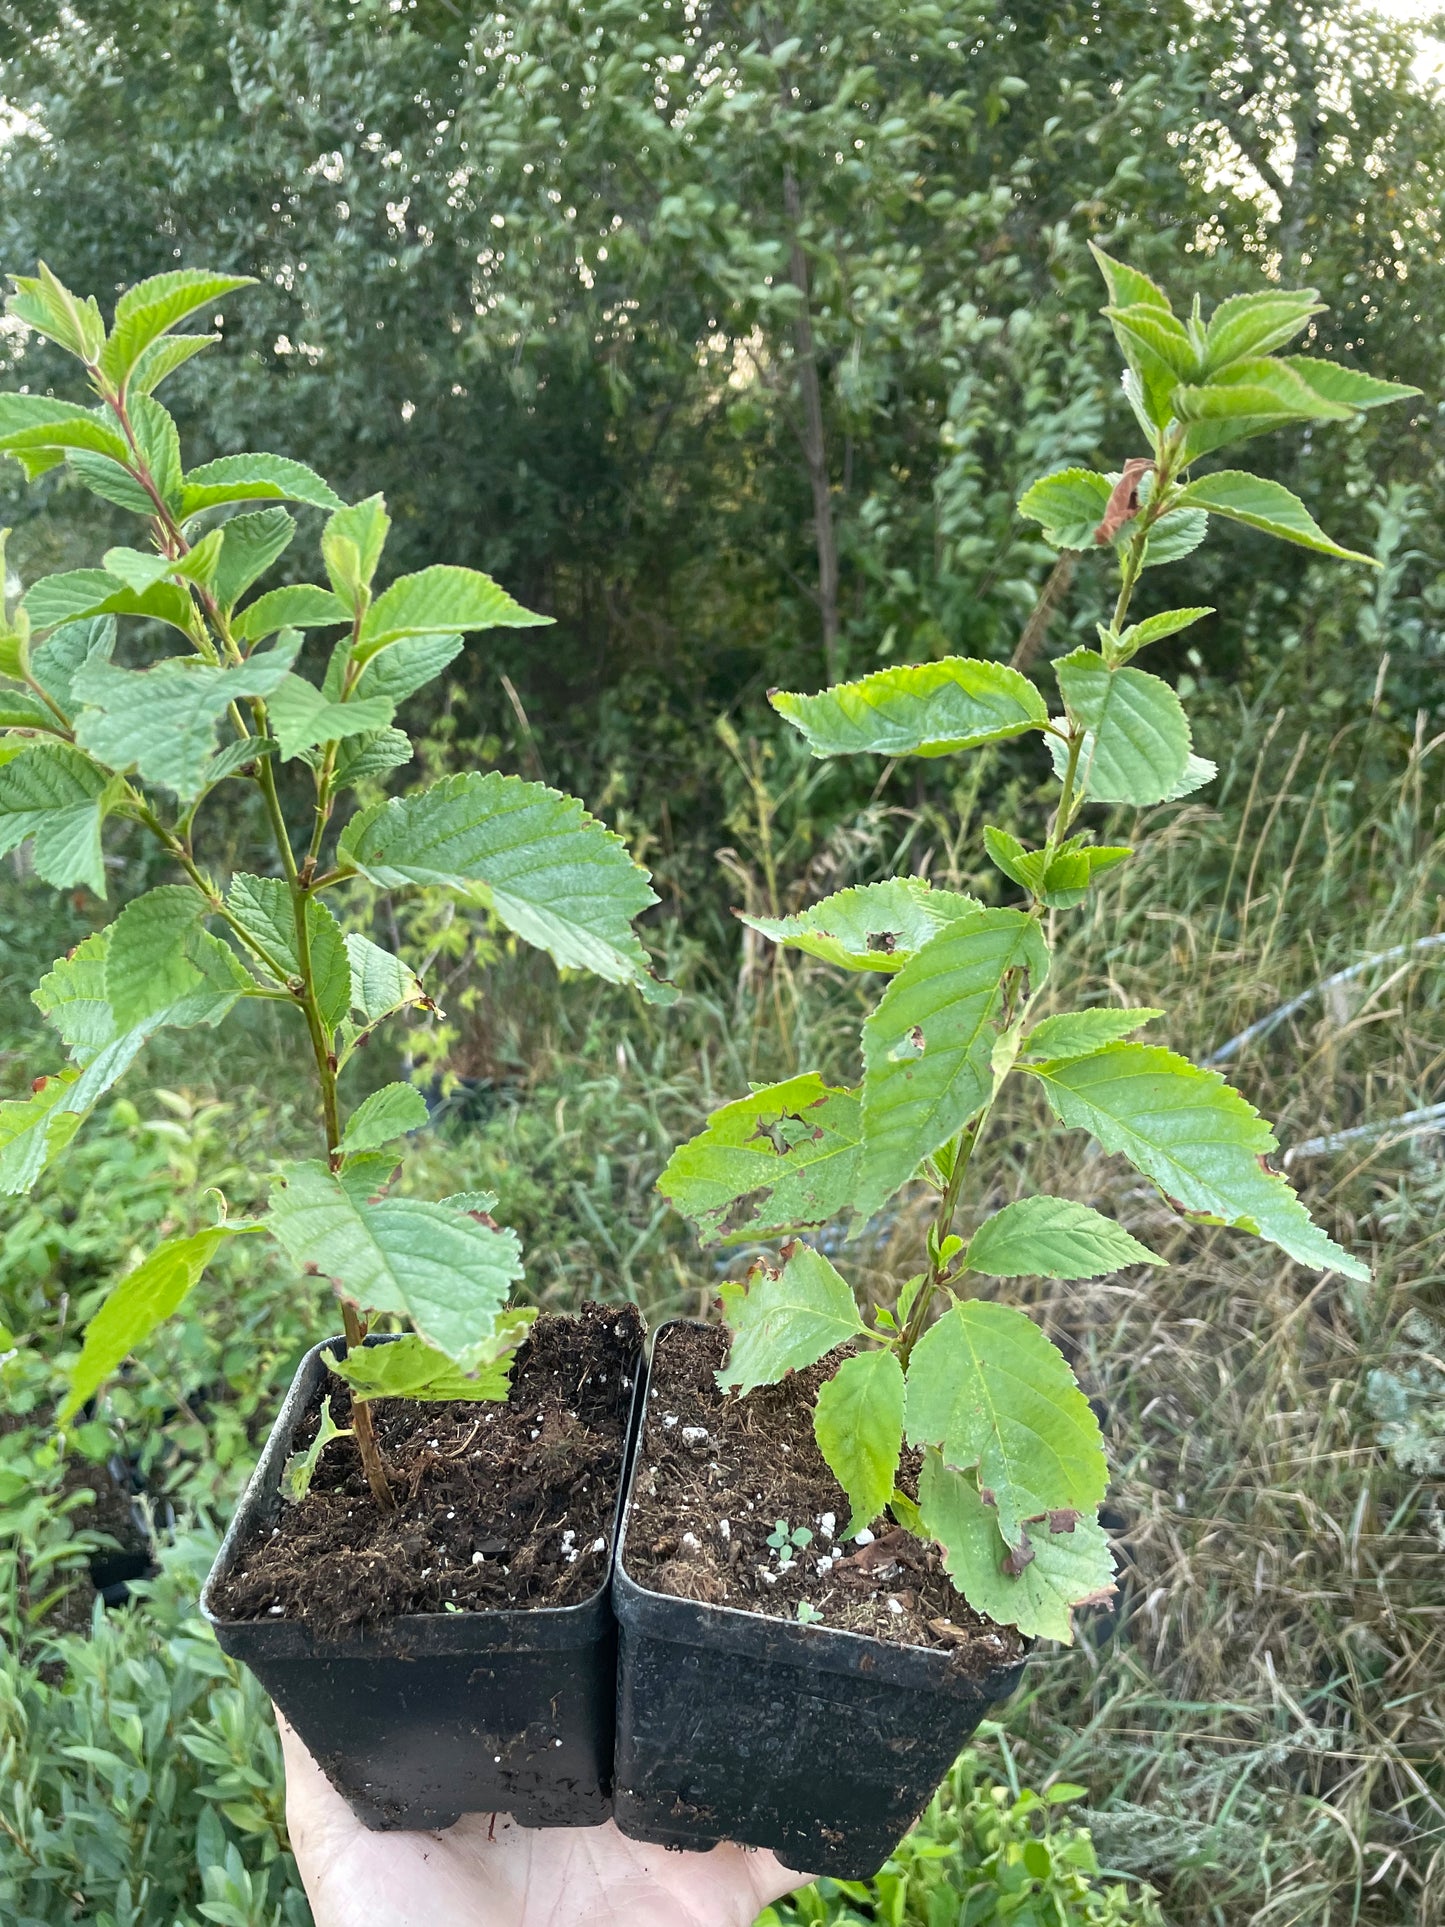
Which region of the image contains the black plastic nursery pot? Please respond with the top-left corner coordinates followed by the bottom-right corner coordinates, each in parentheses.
top-left (202, 1328), bottom-right (643, 1833)
top-left (610, 1322), bottom-right (1030, 1881)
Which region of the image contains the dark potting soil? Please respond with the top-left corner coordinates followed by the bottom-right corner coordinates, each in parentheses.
top-left (212, 1302), bottom-right (643, 1636)
top-left (626, 1323), bottom-right (1027, 1671)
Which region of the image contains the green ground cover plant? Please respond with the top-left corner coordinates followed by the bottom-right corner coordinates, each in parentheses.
top-left (660, 250), bottom-right (1416, 1642)
top-left (0, 263), bottom-right (667, 1507)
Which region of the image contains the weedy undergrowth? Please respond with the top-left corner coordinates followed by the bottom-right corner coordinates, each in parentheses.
top-left (0, 263), bottom-right (668, 1508)
top-left (659, 248), bottom-right (1417, 1640)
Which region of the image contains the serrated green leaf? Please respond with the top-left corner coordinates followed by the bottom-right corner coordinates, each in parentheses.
top-left (1088, 245), bottom-right (1172, 314)
top-left (266, 1161), bottom-right (523, 1366)
top-left (339, 771), bottom-right (662, 992)
top-left (1172, 472), bottom-right (1372, 564)
top-left (211, 509), bottom-right (297, 611)
top-left (0, 687), bottom-right (61, 730)
top-left (1055, 650), bottom-right (1191, 806)
top-left (331, 728), bottom-right (412, 789)
top-left (1277, 357), bottom-right (1420, 412)
top-left (0, 395), bottom-right (129, 464)
top-left (341, 1082), bottom-right (428, 1155)
top-left (104, 885), bottom-right (207, 1027)
top-left (129, 395), bottom-right (182, 511)
top-left (1104, 302), bottom-right (1198, 426)
top-left (71, 635), bottom-right (301, 799)
top-left (231, 584), bottom-right (348, 644)
top-left (1023, 1007), bottom-right (1162, 1061)
top-left (21, 569), bottom-right (193, 637)
top-left (225, 874), bottom-right (349, 1026)
top-left (772, 659), bottom-right (1049, 761)
top-left (1202, 289), bottom-right (1324, 371)
top-left (1116, 606), bottom-right (1213, 655)
top-left (98, 270), bottom-right (254, 389)
top-left (739, 879), bottom-right (984, 974)
top-left (918, 1451), bottom-right (1115, 1643)
top-left (1017, 469), bottom-right (1112, 550)
top-left (322, 494), bottom-right (390, 606)
top-left (1029, 1042), bottom-right (1369, 1278)
top-left (0, 742), bottom-right (111, 894)
top-left (716, 1242), bottom-right (866, 1395)
top-left (658, 1074), bottom-right (863, 1246)
top-left (1141, 507), bottom-right (1208, 568)
top-left (29, 617), bottom-right (114, 709)
top-left (356, 564), bottom-right (550, 660)
top-left (0, 1072), bottom-right (85, 1195)
top-left (179, 454), bottom-right (345, 518)
top-left (326, 1317), bottom-right (534, 1405)
top-left (266, 675), bottom-right (395, 760)
top-left (351, 632), bottom-right (463, 706)
top-left (64, 451), bottom-right (155, 515)
top-left (129, 332), bottom-right (218, 397)
top-left (344, 933), bottom-right (427, 1027)
top-left (813, 1347), bottom-right (905, 1539)
top-left (964, 1196), bottom-right (1162, 1280)
top-left (858, 910), bottom-right (1050, 1219)
top-left (443, 1189), bottom-right (500, 1216)
top-left (905, 1299), bottom-right (1107, 1544)
top-left (58, 1225), bottom-right (245, 1423)
top-left (282, 1392), bottom-right (350, 1499)
top-left (7, 263), bottom-right (106, 361)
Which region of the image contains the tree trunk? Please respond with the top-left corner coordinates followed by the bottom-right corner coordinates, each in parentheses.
top-left (782, 163), bottom-right (841, 685)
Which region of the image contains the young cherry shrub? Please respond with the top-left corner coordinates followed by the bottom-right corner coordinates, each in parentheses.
top-left (660, 248), bottom-right (1416, 1642)
top-left (0, 264), bottom-right (670, 1509)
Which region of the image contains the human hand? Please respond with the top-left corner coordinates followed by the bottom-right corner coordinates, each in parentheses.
top-left (276, 1711), bottom-right (810, 1927)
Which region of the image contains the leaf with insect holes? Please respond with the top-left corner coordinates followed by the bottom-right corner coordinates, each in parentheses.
top-left (716, 1243), bottom-right (867, 1396)
top-left (0, 1073), bottom-right (86, 1195)
top-left (225, 875), bottom-right (350, 1028)
top-left (355, 564), bottom-right (550, 661)
top-left (266, 675), bottom-right (395, 760)
top-left (340, 1083), bottom-right (429, 1155)
top-left (813, 1347), bottom-right (905, 1539)
top-left (282, 1392), bottom-right (350, 1501)
top-left (905, 1299), bottom-right (1107, 1545)
top-left (1017, 469), bottom-right (1112, 550)
top-left (659, 1073), bottom-right (863, 1247)
top-left (771, 658), bottom-right (1048, 761)
top-left (344, 933), bottom-right (427, 1028)
top-left (71, 635), bottom-right (301, 799)
top-left (1054, 651), bottom-right (1194, 807)
top-left (339, 771), bottom-right (666, 996)
top-left (59, 1225), bottom-right (251, 1424)
top-left (739, 879), bottom-right (983, 974)
top-left (0, 742), bottom-right (114, 895)
top-left (178, 453), bottom-right (345, 518)
top-left (1029, 1042), bottom-right (1368, 1279)
top-left (918, 1451), bottom-right (1115, 1643)
top-left (212, 509), bottom-right (297, 610)
top-left (857, 909), bottom-right (1049, 1220)
top-left (98, 270), bottom-right (255, 388)
top-left (1022, 1008), bottom-right (1162, 1062)
top-left (1171, 472), bottom-right (1373, 564)
top-left (267, 1162), bottom-right (523, 1367)
top-left (963, 1196), bottom-right (1162, 1280)
top-left (325, 1316), bottom-right (535, 1405)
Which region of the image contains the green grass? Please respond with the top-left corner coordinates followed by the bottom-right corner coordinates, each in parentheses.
top-left (0, 691), bottom-right (1441, 1924)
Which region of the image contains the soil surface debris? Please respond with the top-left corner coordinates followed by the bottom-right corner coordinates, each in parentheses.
top-left (213, 1302), bottom-right (642, 1636)
top-left (625, 1322), bottom-right (1027, 1671)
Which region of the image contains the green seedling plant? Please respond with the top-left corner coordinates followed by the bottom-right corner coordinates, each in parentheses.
top-left (0, 264), bottom-right (669, 1509)
top-left (660, 249), bottom-right (1414, 1640)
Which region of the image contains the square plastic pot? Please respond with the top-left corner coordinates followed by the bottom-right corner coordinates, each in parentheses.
top-left (202, 1331), bottom-right (643, 1832)
top-left (610, 1322), bottom-right (1029, 1880)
